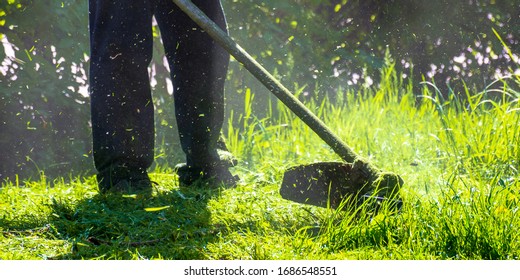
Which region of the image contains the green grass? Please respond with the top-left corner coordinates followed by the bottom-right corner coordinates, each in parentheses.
top-left (2, 66), bottom-right (520, 260)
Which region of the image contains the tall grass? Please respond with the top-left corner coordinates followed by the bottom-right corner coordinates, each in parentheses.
top-left (1, 65), bottom-right (520, 259)
top-left (225, 63), bottom-right (520, 259)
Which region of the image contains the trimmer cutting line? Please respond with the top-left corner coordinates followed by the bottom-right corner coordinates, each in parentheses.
top-left (171, 0), bottom-right (403, 209)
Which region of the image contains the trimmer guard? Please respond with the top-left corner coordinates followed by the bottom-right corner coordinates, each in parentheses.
top-left (280, 162), bottom-right (402, 210)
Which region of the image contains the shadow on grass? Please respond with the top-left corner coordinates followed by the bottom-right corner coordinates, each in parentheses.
top-left (0, 176), bottom-right (328, 260)
top-left (65, 187), bottom-right (220, 259)
top-left (36, 185), bottom-right (223, 259)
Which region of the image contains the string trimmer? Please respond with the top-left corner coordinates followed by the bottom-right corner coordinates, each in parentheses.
top-left (171, 0), bottom-right (403, 209)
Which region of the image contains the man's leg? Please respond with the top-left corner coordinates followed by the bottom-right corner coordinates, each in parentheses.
top-left (155, 0), bottom-right (237, 185)
top-left (89, 0), bottom-right (155, 192)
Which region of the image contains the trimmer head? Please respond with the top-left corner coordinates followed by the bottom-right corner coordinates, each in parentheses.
top-left (280, 160), bottom-right (403, 209)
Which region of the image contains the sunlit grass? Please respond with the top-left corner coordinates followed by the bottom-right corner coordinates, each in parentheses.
top-left (1, 66), bottom-right (520, 259)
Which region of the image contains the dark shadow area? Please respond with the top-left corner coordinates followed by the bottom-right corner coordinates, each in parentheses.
top-left (56, 188), bottom-right (218, 259)
top-left (0, 184), bottom-right (224, 259)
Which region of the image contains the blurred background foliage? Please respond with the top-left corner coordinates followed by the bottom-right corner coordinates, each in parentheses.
top-left (1, 0), bottom-right (519, 181)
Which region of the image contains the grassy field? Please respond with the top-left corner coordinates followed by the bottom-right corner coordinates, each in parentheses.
top-left (1, 66), bottom-right (520, 260)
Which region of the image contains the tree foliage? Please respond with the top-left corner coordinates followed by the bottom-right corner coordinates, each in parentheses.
top-left (224, 0), bottom-right (519, 94)
top-left (1, 0), bottom-right (91, 180)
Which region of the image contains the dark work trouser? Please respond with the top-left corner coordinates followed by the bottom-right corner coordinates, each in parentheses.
top-left (88, 0), bottom-right (229, 184)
